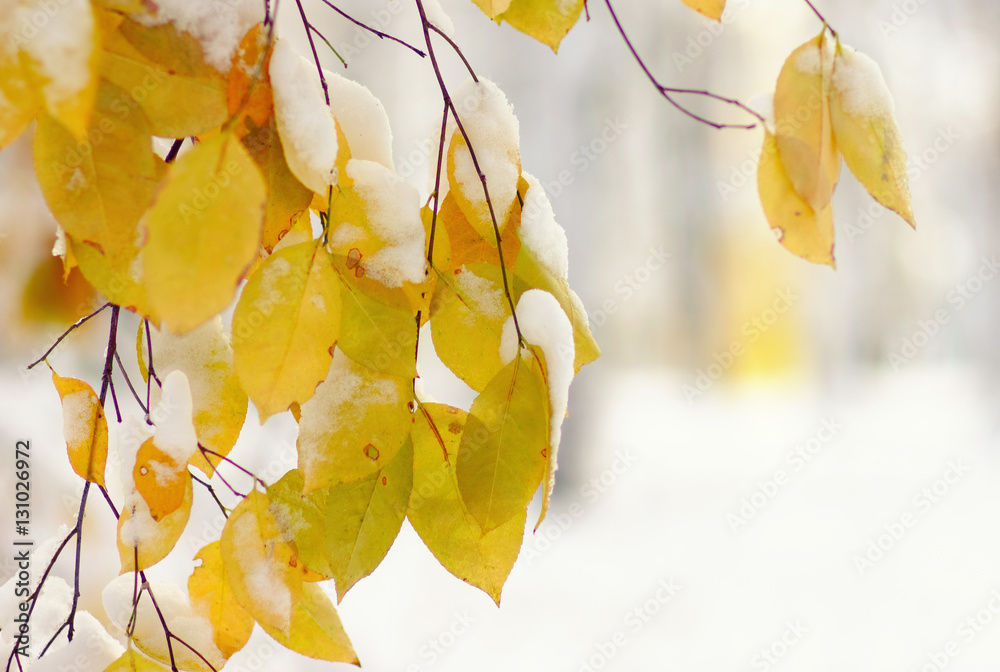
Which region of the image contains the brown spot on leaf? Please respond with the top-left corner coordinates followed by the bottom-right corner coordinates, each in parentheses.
top-left (447, 422), bottom-right (462, 435)
top-left (347, 248), bottom-right (362, 269)
top-left (363, 443), bottom-right (379, 461)
top-left (354, 266), bottom-right (365, 278)
top-left (381, 477), bottom-right (387, 486)
top-left (541, 448), bottom-right (547, 458)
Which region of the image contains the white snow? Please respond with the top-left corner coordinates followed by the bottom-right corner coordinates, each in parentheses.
top-left (60, 389), bottom-right (95, 450)
top-left (0, 575), bottom-right (72, 660)
top-left (150, 370), bottom-right (197, 466)
top-left (229, 511), bottom-right (292, 631)
top-left (499, 290), bottom-right (575, 480)
top-left (102, 575), bottom-right (225, 670)
top-left (270, 39), bottom-right (338, 196)
top-left (31, 611), bottom-right (123, 672)
top-left (447, 79), bottom-right (521, 231)
top-left (422, 0), bottom-right (455, 37)
top-left (345, 159), bottom-right (427, 287)
top-left (453, 266), bottom-right (504, 320)
top-left (832, 44), bottom-right (896, 118)
top-left (519, 172), bottom-right (569, 280)
top-left (132, 0), bottom-right (264, 72)
top-left (327, 72), bottom-right (394, 170)
top-left (794, 33), bottom-right (835, 77)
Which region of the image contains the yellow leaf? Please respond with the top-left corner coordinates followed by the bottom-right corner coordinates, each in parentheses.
top-left (437, 190), bottom-right (520, 274)
top-left (297, 349), bottom-right (414, 491)
top-left (133, 438), bottom-right (188, 522)
top-left (496, 0), bottom-right (586, 52)
top-left (34, 79), bottom-right (161, 269)
top-left (20, 257), bottom-right (96, 326)
top-left (322, 439), bottom-right (412, 600)
top-left (242, 116), bottom-right (314, 253)
top-left (221, 490), bottom-right (302, 635)
top-left (188, 542), bottom-right (255, 659)
top-left (430, 263), bottom-right (509, 392)
top-left (680, 0), bottom-right (726, 21)
top-left (51, 371), bottom-right (108, 487)
top-left (757, 131), bottom-right (835, 267)
top-left (447, 132), bottom-right (519, 244)
top-left (409, 404), bottom-right (525, 604)
top-left (0, 57), bottom-right (40, 148)
top-left (103, 648), bottom-right (171, 672)
top-left (335, 262), bottom-right (419, 379)
top-left (830, 43), bottom-right (915, 228)
top-left (267, 471), bottom-right (336, 579)
top-left (260, 584), bottom-right (358, 665)
top-left (143, 131), bottom-right (265, 334)
top-left (773, 33), bottom-right (841, 211)
top-left (99, 16), bottom-right (228, 138)
top-left (233, 240), bottom-right (342, 421)
top-left (227, 23), bottom-right (273, 140)
top-left (456, 354), bottom-right (549, 532)
top-left (118, 468), bottom-right (192, 572)
top-left (138, 317), bottom-right (248, 476)
top-left (472, 0), bottom-right (512, 19)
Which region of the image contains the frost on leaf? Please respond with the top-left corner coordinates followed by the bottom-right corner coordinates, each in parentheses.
top-left (233, 240), bottom-right (342, 422)
top-left (498, 289), bottom-right (575, 528)
top-left (409, 404), bottom-right (525, 604)
top-left (830, 43), bottom-right (915, 228)
top-left (327, 72), bottom-right (394, 170)
top-left (297, 348), bottom-right (413, 491)
top-left (758, 131), bottom-right (835, 267)
top-left (773, 33), bottom-right (841, 212)
top-left (139, 317), bottom-right (248, 475)
top-left (269, 39), bottom-right (338, 196)
top-left (444, 79), bottom-right (521, 241)
top-left (51, 371), bottom-right (108, 487)
top-left (29, 611), bottom-right (123, 672)
top-left (142, 131), bottom-right (265, 334)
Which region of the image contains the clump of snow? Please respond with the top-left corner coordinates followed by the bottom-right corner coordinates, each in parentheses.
top-left (422, 0), bottom-right (455, 37)
top-left (519, 172), bottom-right (569, 280)
top-left (117, 416), bottom-right (156, 547)
top-left (102, 575), bottom-right (225, 670)
top-left (345, 159), bottom-right (427, 286)
top-left (133, 0), bottom-right (264, 72)
top-left (326, 72), bottom-right (394, 170)
top-left (143, 316), bottom-right (240, 451)
top-left (794, 33), bottom-right (835, 77)
top-left (454, 266), bottom-right (504, 319)
top-left (0, 574), bottom-right (72, 659)
top-left (60, 388), bottom-right (95, 449)
top-left (229, 511), bottom-right (292, 631)
top-left (31, 611), bottom-right (123, 672)
top-left (444, 79), bottom-right (521, 230)
top-left (270, 39), bottom-right (338, 196)
top-left (498, 290), bottom-right (575, 472)
top-left (151, 370), bottom-right (197, 465)
top-left (2, 0), bottom-right (95, 114)
top-left (832, 44), bottom-right (896, 118)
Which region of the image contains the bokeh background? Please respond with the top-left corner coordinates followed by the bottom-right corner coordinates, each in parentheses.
top-left (3, 0), bottom-right (1000, 670)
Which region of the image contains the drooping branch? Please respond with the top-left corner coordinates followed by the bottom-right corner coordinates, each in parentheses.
top-left (26, 302), bottom-right (110, 370)
top-left (802, 0), bottom-right (837, 36)
top-left (602, 0), bottom-right (764, 130)
top-left (316, 0), bottom-right (426, 58)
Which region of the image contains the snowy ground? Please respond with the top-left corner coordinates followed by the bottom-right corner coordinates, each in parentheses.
top-left (3, 362), bottom-right (1000, 672)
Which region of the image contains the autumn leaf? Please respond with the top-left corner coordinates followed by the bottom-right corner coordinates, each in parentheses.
top-left (758, 130), bottom-right (835, 266)
top-left (409, 404), bottom-right (525, 604)
top-left (773, 33), bottom-right (841, 211)
top-left (133, 439), bottom-right (189, 521)
top-left (679, 0), bottom-right (726, 21)
top-left (188, 542), bottom-right (255, 659)
top-left (297, 348), bottom-right (414, 491)
top-left (104, 649), bottom-right (171, 672)
top-left (142, 131), bottom-right (266, 334)
top-left (233, 239), bottom-right (342, 421)
top-left (830, 43), bottom-right (915, 228)
top-left (495, 0), bottom-right (586, 52)
top-left (456, 354), bottom-right (549, 532)
top-left (260, 584), bottom-right (358, 665)
top-left (118, 470), bottom-right (192, 572)
top-left (51, 371), bottom-right (108, 487)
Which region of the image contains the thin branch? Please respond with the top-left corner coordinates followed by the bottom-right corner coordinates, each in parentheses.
top-left (26, 302), bottom-right (110, 369)
top-left (99, 485), bottom-right (120, 519)
top-left (414, 0), bottom-right (524, 343)
top-left (308, 23), bottom-right (348, 67)
top-left (294, 0), bottom-right (331, 105)
top-left (164, 139), bottom-right (185, 163)
top-left (428, 25), bottom-right (477, 82)
top-left (115, 351), bottom-right (148, 414)
top-left (317, 0), bottom-right (427, 58)
top-left (198, 446), bottom-right (264, 494)
top-left (802, 0), bottom-right (837, 36)
top-left (602, 0), bottom-right (763, 130)
top-left (190, 473), bottom-right (229, 518)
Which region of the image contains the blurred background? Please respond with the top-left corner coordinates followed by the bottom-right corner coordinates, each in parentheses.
top-left (3, 0), bottom-right (1000, 670)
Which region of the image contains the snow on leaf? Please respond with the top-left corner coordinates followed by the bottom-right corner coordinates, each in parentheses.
top-left (496, 0), bottom-right (586, 52)
top-left (142, 131), bottom-right (265, 334)
top-left (297, 348), bottom-right (413, 491)
top-left (455, 352), bottom-right (549, 533)
top-left (830, 43), bottom-right (915, 229)
top-left (679, 0), bottom-right (726, 21)
top-left (409, 403), bottom-right (525, 604)
top-left (188, 541), bottom-right (255, 659)
top-left (138, 317), bottom-right (248, 476)
top-left (233, 239), bottom-right (342, 422)
top-left (259, 583), bottom-right (358, 665)
top-left (327, 73), bottom-right (394, 170)
top-left (757, 130), bottom-right (835, 267)
top-left (438, 190), bottom-right (521, 273)
top-left (51, 371), bottom-right (108, 487)
top-left (30, 611), bottom-right (122, 672)
top-left (269, 39), bottom-right (338, 196)
top-left (773, 33), bottom-right (841, 212)
top-left (445, 79), bottom-right (521, 241)
top-left (519, 172), bottom-right (568, 280)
